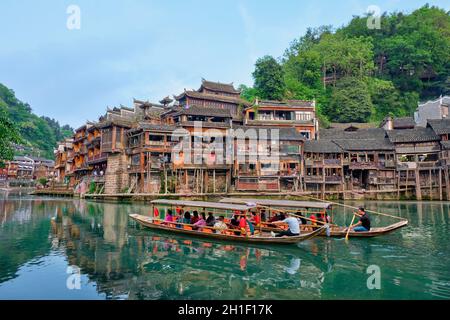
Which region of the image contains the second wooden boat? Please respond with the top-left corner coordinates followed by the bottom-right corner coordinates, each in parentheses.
top-left (219, 198), bottom-right (409, 238)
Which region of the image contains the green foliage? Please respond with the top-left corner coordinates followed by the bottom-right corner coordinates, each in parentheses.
top-left (38, 177), bottom-right (48, 186)
top-left (238, 84), bottom-right (258, 103)
top-left (252, 56), bottom-right (285, 101)
top-left (89, 181), bottom-right (96, 194)
top-left (0, 83), bottom-right (74, 159)
top-left (325, 77), bottom-right (373, 123)
top-left (247, 5), bottom-right (450, 123)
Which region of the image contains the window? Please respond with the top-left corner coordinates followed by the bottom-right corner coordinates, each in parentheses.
top-left (299, 131), bottom-right (311, 140)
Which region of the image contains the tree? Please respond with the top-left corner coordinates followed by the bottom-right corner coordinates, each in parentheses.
top-left (252, 56), bottom-right (285, 101)
top-left (324, 77), bottom-right (373, 123)
top-left (238, 84), bottom-right (258, 102)
top-left (0, 110), bottom-right (21, 165)
top-left (0, 83), bottom-right (73, 159)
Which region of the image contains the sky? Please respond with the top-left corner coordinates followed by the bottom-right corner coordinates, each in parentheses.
top-left (0, 0), bottom-right (449, 128)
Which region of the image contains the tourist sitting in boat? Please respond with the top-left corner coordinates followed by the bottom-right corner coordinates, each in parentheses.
top-left (270, 214), bottom-right (301, 237)
top-left (309, 213), bottom-right (320, 230)
top-left (213, 216), bottom-right (228, 234)
top-left (190, 211), bottom-right (200, 224)
top-left (349, 207), bottom-right (371, 232)
top-left (230, 214), bottom-right (240, 227)
top-left (239, 215), bottom-right (250, 236)
top-left (260, 209), bottom-right (267, 222)
top-left (193, 212), bottom-right (207, 231)
top-left (175, 211), bottom-right (184, 228)
top-left (229, 214), bottom-right (241, 235)
top-left (296, 211), bottom-right (307, 225)
top-left (250, 211), bottom-right (261, 228)
top-left (268, 213), bottom-right (286, 223)
top-left (165, 209), bottom-right (174, 222)
top-left (206, 212), bottom-right (216, 227)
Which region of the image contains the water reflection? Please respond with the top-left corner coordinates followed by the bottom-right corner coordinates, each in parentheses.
top-left (48, 202), bottom-right (328, 299)
top-left (0, 193), bottom-right (449, 300)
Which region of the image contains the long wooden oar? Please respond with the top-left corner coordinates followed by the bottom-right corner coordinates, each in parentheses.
top-left (304, 195), bottom-right (407, 221)
top-left (345, 213), bottom-right (357, 241)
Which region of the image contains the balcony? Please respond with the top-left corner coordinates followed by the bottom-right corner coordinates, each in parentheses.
top-left (304, 175), bottom-right (324, 183)
top-left (237, 170), bottom-right (258, 177)
top-left (397, 161), bottom-right (440, 170)
top-left (325, 175), bottom-right (343, 183)
top-left (305, 159), bottom-right (324, 167)
top-left (348, 162), bottom-right (380, 170)
top-left (246, 119), bottom-right (314, 125)
top-left (324, 159), bottom-right (342, 166)
top-left (396, 146), bottom-right (440, 154)
top-left (372, 177), bottom-right (396, 185)
top-left (382, 160), bottom-right (396, 168)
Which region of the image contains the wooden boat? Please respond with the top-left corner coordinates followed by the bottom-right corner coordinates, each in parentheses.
top-left (320, 220), bottom-right (408, 237)
top-left (130, 200), bottom-right (326, 245)
top-left (219, 198), bottom-right (408, 238)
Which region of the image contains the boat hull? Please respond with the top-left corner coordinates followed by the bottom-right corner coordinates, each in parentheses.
top-left (261, 220), bottom-right (408, 238)
top-left (129, 214), bottom-right (325, 245)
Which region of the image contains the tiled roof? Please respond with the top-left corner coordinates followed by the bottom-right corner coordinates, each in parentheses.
top-left (256, 100), bottom-right (315, 108)
top-left (97, 118), bottom-right (134, 129)
top-left (304, 140), bottom-right (342, 153)
top-left (441, 141), bottom-right (450, 150)
top-left (329, 122), bottom-right (377, 130)
top-left (386, 127), bottom-right (440, 143)
top-left (333, 139), bottom-right (394, 151)
top-left (138, 123), bottom-right (178, 132)
top-left (393, 117), bottom-right (415, 129)
top-left (427, 119), bottom-right (450, 135)
top-left (200, 79), bottom-right (240, 94)
top-left (169, 105), bottom-right (232, 118)
top-left (175, 90), bottom-right (250, 106)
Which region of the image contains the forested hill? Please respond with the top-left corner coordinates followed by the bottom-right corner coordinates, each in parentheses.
top-left (0, 83), bottom-right (73, 159)
top-left (241, 4), bottom-right (450, 125)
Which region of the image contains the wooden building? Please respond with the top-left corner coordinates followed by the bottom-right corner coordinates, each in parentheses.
top-left (304, 140), bottom-right (345, 194)
top-left (126, 123), bottom-right (177, 193)
top-left (233, 126), bottom-right (304, 192)
top-left (160, 105), bottom-right (233, 193)
top-left (428, 119), bottom-right (450, 199)
top-left (54, 139), bottom-right (73, 184)
top-left (386, 127), bottom-right (442, 200)
top-left (174, 79), bottom-right (250, 121)
top-left (304, 128), bottom-right (396, 196)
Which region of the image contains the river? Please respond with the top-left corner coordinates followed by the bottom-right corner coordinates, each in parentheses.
top-left (0, 191), bottom-right (449, 300)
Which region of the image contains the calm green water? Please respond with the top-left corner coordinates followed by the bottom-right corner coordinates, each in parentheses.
top-left (0, 191), bottom-right (449, 300)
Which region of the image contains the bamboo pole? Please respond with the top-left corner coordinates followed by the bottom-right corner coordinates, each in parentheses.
top-left (257, 205), bottom-right (337, 226)
top-left (304, 195), bottom-right (407, 221)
